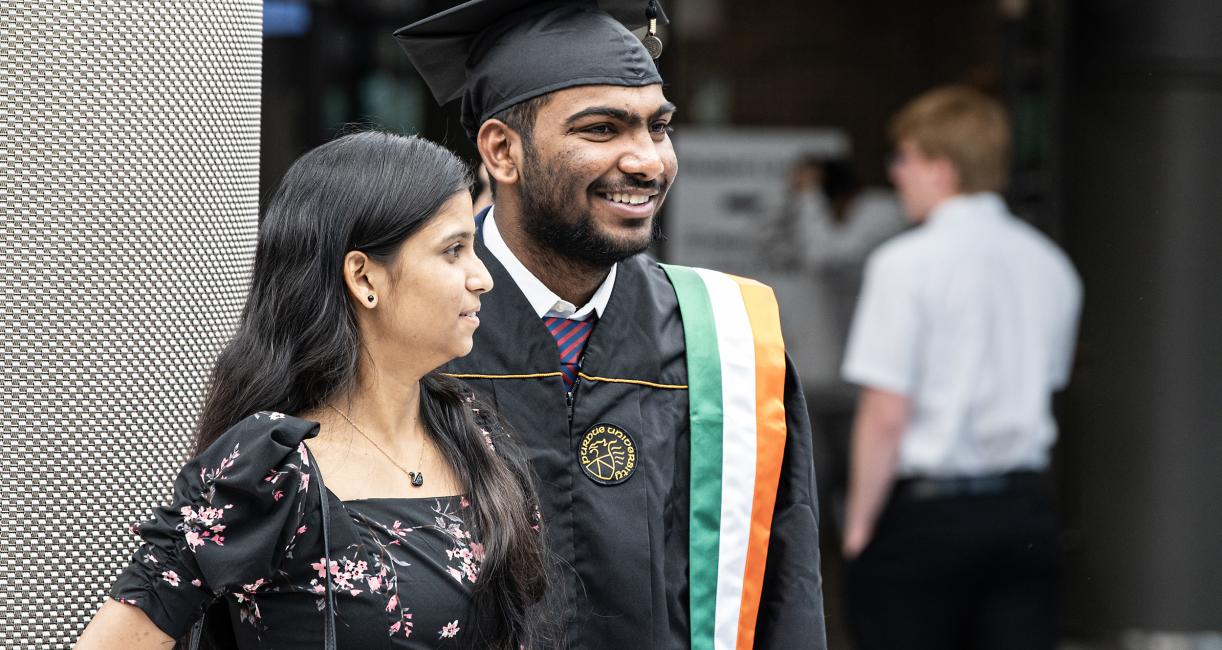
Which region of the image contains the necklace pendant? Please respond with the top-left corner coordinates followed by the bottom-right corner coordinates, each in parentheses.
top-left (409, 471), bottom-right (424, 487)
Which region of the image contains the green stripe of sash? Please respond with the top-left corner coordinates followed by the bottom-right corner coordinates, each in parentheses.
top-left (661, 264), bottom-right (722, 650)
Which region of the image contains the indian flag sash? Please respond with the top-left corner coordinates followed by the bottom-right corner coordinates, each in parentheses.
top-left (661, 264), bottom-right (789, 650)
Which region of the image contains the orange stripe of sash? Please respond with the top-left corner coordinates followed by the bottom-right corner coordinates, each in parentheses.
top-left (731, 276), bottom-right (788, 649)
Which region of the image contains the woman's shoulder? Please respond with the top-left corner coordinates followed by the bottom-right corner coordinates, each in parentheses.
top-left (111, 411), bottom-right (325, 632)
top-left (214, 410), bottom-right (319, 444)
top-left (194, 411), bottom-right (321, 474)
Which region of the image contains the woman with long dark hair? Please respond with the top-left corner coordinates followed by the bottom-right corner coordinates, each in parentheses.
top-left (77, 132), bottom-right (550, 649)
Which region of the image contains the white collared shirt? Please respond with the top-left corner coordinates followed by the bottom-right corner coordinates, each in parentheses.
top-left (482, 207), bottom-right (616, 320)
top-left (842, 193), bottom-right (1082, 477)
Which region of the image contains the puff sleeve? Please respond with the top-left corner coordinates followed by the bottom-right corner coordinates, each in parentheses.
top-left (109, 412), bottom-right (320, 639)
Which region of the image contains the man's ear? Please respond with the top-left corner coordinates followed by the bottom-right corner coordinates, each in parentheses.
top-left (934, 156), bottom-right (962, 195)
top-left (477, 119), bottom-right (521, 187)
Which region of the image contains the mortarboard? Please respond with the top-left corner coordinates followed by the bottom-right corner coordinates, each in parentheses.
top-left (394, 0), bottom-right (668, 139)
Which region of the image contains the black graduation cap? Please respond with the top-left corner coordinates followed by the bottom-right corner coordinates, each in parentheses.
top-left (394, 0), bottom-right (669, 139)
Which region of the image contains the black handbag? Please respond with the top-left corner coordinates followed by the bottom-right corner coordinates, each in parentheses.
top-left (187, 461), bottom-right (338, 649)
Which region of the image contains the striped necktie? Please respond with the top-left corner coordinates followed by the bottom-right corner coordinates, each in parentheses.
top-left (543, 315), bottom-right (596, 390)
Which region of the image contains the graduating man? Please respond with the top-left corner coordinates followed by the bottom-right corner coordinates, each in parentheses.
top-left (395, 2), bottom-right (827, 647)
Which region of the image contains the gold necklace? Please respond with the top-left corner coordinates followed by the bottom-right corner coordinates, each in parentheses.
top-left (329, 405), bottom-right (426, 487)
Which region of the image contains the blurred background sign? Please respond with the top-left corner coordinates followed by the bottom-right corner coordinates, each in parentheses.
top-left (667, 127), bottom-right (849, 273)
top-left (666, 127), bottom-right (854, 397)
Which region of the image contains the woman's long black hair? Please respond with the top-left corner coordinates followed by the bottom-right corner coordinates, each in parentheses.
top-left (194, 131), bottom-right (551, 648)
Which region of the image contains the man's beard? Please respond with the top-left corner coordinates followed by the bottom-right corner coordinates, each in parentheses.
top-left (518, 150), bottom-right (664, 268)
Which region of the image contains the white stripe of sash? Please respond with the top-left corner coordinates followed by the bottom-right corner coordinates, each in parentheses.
top-left (695, 268), bottom-right (758, 650)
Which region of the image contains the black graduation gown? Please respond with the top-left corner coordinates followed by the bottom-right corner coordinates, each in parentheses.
top-left (443, 213), bottom-right (828, 649)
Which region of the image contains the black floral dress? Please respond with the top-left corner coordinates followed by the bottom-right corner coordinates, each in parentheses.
top-left (110, 411), bottom-right (495, 648)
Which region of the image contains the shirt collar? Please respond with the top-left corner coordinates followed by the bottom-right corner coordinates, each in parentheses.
top-left (927, 192), bottom-right (1009, 228)
top-left (483, 206), bottom-right (616, 320)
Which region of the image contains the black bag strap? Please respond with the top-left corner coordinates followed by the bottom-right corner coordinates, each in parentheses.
top-left (188, 615), bottom-right (203, 649)
top-left (189, 446), bottom-right (338, 649)
top-left (317, 464), bottom-right (338, 650)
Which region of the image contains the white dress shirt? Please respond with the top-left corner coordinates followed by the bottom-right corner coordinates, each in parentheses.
top-left (482, 207), bottom-right (616, 320)
top-left (842, 193), bottom-right (1082, 477)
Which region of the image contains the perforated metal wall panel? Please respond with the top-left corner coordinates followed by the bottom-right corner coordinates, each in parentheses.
top-left (0, 2), bottom-right (262, 646)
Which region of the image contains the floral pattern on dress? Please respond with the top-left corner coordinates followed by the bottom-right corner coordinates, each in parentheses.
top-left (437, 498), bottom-right (484, 585)
top-left (111, 410), bottom-right (493, 647)
top-left (114, 412), bottom-right (317, 639)
top-left (345, 495), bottom-right (482, 642)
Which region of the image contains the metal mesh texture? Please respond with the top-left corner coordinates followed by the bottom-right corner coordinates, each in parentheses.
top-left (0, 1), bottom-right (262, 646)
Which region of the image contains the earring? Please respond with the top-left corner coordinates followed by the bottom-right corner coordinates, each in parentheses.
top-left (367, 295), bottom-right (375, 304)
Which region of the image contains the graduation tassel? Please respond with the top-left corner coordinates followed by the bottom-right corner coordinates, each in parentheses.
top-left (643, 0), bottom-right (663, 59)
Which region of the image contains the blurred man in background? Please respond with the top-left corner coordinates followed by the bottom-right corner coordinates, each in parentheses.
top-left (839, 85), bottom-right (1082, 649)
